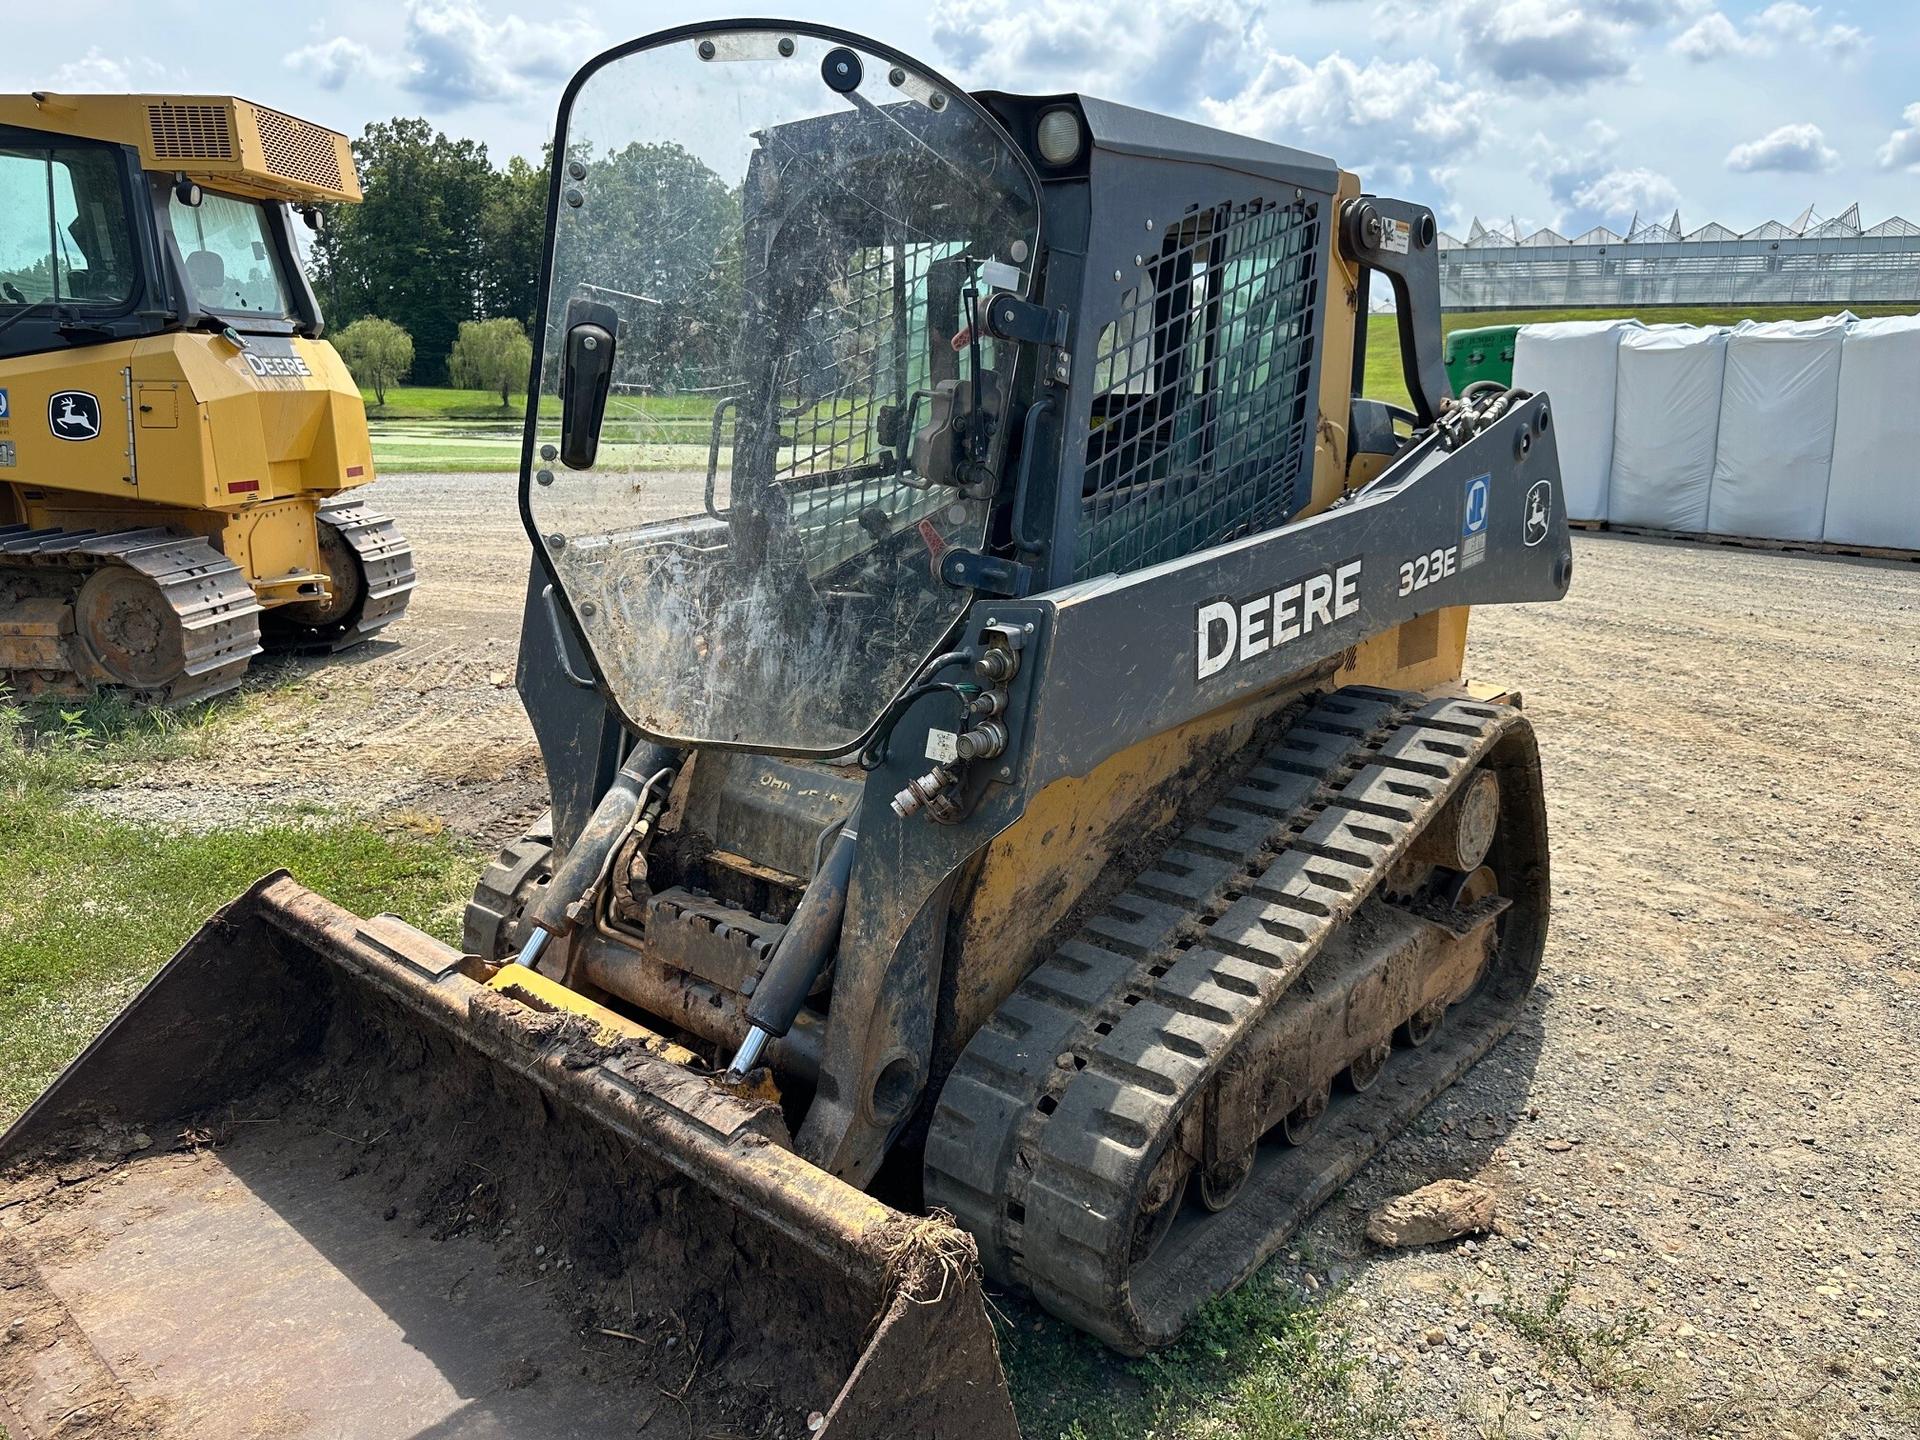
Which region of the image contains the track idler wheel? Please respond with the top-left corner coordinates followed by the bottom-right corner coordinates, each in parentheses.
top-left (1400, 1002), bottom-right (1445, 1049)
top-left (1344, 1040), bottom-right (1392, 1094)
top-left (1281, 1083), bottom-right (1331, 1146)
top-left (1199, 1146), bottom-right (1256, 1213)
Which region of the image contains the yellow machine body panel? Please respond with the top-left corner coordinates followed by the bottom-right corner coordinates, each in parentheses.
top-left (0, 333), bottom-right (374, 596)
top-left (0, 93), bottom-right (361, 205)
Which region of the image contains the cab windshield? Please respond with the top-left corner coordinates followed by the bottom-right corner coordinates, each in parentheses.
top-left (168, 191), bottom-right (293, 317)
top-left (0, 142), bottom-right (135, 308)
top-left (526, 29), bottom-right (1041, 754)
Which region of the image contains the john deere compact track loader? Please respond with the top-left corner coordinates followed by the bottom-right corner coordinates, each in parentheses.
top-left (1, 23), bottom-right (1571, 1438)
top-left (0, 92), bottom-right (413, 704)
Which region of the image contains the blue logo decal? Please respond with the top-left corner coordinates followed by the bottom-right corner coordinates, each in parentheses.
top-left (0, 388), bottom-right (9, 420)
top-left (1463, 475), bottom-right (1490, 537)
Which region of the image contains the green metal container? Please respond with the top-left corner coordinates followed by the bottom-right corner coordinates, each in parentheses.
top-left (1444, 323), bottom-right (1520, 393)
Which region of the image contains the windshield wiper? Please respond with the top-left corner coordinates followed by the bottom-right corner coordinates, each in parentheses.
top-left (0, 297), bottom-right (67, 342)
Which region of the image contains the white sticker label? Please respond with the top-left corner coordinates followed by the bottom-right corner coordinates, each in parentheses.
top-left (925, 728), bottom-right (959, 762)
top-left (1379, 218), bottom-right (1411, 254)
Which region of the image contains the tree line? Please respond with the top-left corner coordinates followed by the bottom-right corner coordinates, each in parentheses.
top-left (312, 117), bottom-right (546, 392)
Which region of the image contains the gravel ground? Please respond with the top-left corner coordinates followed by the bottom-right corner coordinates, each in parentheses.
top-left (85, 475), bottom-right (1920, 1437)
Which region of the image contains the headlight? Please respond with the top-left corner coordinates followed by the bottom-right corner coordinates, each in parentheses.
top-left (1036, 107), bottom-right (1083, 166)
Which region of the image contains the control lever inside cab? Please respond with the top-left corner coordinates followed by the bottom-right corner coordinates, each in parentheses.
top-left (561, 296), bottom-right (619, 469)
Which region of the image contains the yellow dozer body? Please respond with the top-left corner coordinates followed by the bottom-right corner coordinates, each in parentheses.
top-left (1, 25), bottom-right (1574, 1438)
top-left (0, 93), bottom-right (412, 703)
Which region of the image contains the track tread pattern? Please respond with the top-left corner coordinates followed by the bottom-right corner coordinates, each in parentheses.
top-left (925, 687), bottom-right (1532, 1350)
top-left (0, 522), bottom-right (262, 704)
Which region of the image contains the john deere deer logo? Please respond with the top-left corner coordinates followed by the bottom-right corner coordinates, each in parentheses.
top-left (49, 391), bottom-right (102, 442)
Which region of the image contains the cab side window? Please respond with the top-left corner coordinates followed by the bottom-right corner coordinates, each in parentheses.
top-left (0, 145), bottom-right (134, 308)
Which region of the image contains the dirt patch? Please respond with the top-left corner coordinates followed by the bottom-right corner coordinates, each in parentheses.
top-left (1264, 534), bottom-right (1920, 1437)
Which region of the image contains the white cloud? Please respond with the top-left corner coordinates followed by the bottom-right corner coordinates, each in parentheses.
top-left (1672, 4), bottom-right (1867, 63)
top-left (1726, 122), bottom-right (1840, 173)
top-left (1452, 0), bottom-right (1638, 88)
top-left (1875, 102), bottom-right (1920, 172)
top-left (281, 1), bottom-right (600, 107)
top-left (1201, 52), bottom-right (1489, 190)
top-left (50, 47), bottom-right (133, 89)
top-left (1671, 13), bottom-right (1762, 60)
top-left (1570, 167), bottom-right (1681, 220)
top-left (930, 0), bottom-right (1260, 112)
top-left (932, 0), bottom-right (1488, 196)
top-left (1524, 121), bottom-right (1680, 232)
top-left (284, 36), bottom-right (395, 92)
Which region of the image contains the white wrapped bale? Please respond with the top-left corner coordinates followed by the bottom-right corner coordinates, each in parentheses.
top-left (1705, 316), bottom-right (1850, 542)
top-left (1608, 326), bottom-right (1728, 532)
top-left (1824, 315), bottom-right (1920, 551)
top-left (1511, 319), bottom-right (1638, 522)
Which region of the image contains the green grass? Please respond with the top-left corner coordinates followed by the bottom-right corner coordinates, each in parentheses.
top-left (1487, 1269), bottom-right (1651, 1393)
top-left (1002, 1274), bottom-right (1402, 1440)
top-left (0, 688), bottom-right (482, 1126)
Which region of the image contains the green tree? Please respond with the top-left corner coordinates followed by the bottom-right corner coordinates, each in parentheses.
top-left (311, 119), bottom-right (498, 383)
top-left (332, 317), bottom-right (414, 405)
top-left (448, 317), bottom-right (534, 405)
top-left (478, 152), bottom-right (549, 329)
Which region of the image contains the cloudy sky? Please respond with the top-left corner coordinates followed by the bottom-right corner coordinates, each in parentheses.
top-left (5, 0), bottom-right (1913, 237)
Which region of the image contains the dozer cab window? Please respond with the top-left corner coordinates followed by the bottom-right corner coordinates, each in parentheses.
top-left (168, 191), bottom-right (294, 317)
top-left (526, 26), bottom-right (1041, 755)
top-left (0, 143), bottom-right (135, 309)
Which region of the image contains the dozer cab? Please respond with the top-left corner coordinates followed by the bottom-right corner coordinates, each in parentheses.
top-left (1, 23), bottom-right (1571, 1438)
top-left (0, 92), bottom-right (413, 704)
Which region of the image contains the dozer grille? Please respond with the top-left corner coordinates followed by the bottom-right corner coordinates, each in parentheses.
top-left (147, 103), bottom-right (235, 161)
top-left (255, 106), bottom-right (346, 191)
top-left (1077, 196), bottom-right (1322, 580)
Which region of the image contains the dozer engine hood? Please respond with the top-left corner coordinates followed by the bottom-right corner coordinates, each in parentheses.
top-left (521, 23), bottom-right (1043, 756)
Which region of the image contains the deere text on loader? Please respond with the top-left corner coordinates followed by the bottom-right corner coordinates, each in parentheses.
top-left (0, 92), bottom-right (413, 703)
top-left (1, 24), bottom-right (1571, 1439)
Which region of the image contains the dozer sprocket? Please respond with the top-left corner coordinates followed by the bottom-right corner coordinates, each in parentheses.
top-left (263, 497), bottom-right (417, 653)
top-left (0, 524), bottom-right (263, 705)
top-left (925, 686), bottom-right (1549, 1352)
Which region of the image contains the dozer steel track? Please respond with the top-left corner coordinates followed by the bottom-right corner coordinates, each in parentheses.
top-left (264, 498), bottom-right (417, 654)
top-left (926, 686), bottom-right (1549, 1352)
top-left (0, 524), bottom-right (262, 704)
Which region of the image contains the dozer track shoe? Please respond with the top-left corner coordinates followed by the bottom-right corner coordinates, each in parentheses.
top-left (0, 877), bottom-right (1015, 1440)
top-left (263, 498), bottom-right (417, 654)
top-left (927, 686), bottom-right (1548, 1352)
top-left (0, 524), bottom-right (262, 705)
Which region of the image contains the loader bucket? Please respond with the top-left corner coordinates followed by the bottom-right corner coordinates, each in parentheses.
top-left (0, 874), bottom-right (1015, 1440)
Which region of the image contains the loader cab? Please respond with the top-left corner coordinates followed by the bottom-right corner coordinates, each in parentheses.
top-left (0, 115), bottom-right (326, 363)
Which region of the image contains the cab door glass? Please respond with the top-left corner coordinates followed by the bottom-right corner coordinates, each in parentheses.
top-left (0, 145), bottom-right (135, 307)
top-left (168, 192), bottom-right (293, 316)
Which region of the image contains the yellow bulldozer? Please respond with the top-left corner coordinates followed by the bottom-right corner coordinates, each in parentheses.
top-left (0, 24), bottom-right (1572, 1438)
top-left (0, 92), bottom-right (412, 704)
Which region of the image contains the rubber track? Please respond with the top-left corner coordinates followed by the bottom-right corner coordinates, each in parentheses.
top-left (0, 523), bottom-right (262, 704)
top-left (925, 686), bottom-right (1532, 1351)
top-left (266, 498), bottom-right (417, 654)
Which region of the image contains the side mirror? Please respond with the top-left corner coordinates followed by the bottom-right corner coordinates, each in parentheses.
top-left (560, 297), bottom-right (618, 469)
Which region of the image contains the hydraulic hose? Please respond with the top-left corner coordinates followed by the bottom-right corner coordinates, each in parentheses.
top-left (512, 745), bottom-right (675, 969)
top-left (727, 822), bottom-right (859, 1076)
